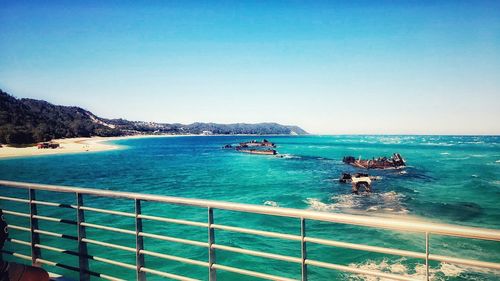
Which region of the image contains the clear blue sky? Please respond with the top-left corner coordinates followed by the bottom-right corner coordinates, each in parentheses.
top-left (1, 1), bottom-right (499, 134)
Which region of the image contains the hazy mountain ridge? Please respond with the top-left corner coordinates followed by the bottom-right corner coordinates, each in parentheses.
top-left (0, 90), bottom-right (307, 144)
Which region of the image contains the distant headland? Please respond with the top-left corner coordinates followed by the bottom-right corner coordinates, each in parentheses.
top-left (0, 90), bottom-right (308, 145)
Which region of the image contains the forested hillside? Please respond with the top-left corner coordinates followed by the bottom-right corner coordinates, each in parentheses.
top-left (0, 90), bottom-right (308, 144)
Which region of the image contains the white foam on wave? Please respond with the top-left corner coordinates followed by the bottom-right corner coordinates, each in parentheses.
top-left (277, 154), bottom-right (300, 159)
top-left (470, 154), bottom-right (487, 158)
top-left (347, 259), bottom-right (464, 281)
top-left (374, 191), bottom-right (409, 214)
top-left (378, 137), bottom-right (403, 145)
top-left (422, 142), bottom-right (455, 147)
top-left (307, 145), bottom-right (330, 149)
top-left (461, 141), bottom-right (486, 145)
top-left (495, 160), bottom-right (500, 163)
top-left (332, 194), bottom-right (363, 209)
top-left (440, 152), bottom-right (450, 155)
top-left (305, 192), bottom-right (408, 214)
top-left (445, 157), bottom-right (470, 161)
top-left (263, 200), bottom-right (279, 207)
top-left (304, 198), bottom-right (338, 211)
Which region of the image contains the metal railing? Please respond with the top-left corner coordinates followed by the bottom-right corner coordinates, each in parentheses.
top-left (0, 179), bottom-right (499, 281)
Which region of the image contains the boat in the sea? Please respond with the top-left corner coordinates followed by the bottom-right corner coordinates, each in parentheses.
top-left (343, 153), bottom-right (406, 169)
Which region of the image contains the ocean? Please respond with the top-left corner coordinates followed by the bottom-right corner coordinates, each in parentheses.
top-left (1, 135), bottom-right (499, 280)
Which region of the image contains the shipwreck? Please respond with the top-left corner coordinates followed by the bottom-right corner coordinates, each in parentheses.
top-left (223, 139), bottom-right (278, 155)
top-left (339, 173), bottom-right (379, 194)
top-left (343, 153), bottom-right (406, 169)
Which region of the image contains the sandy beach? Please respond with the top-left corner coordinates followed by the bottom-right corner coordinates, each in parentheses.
top-left (0, 135), bottom-right (172, 159)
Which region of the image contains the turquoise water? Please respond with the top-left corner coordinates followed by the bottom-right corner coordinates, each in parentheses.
top-left (0, 135), bottom-right (499, 280)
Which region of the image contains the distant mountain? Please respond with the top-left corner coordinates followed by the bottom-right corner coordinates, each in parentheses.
top-left (0, 90), bottom-right (308, 144)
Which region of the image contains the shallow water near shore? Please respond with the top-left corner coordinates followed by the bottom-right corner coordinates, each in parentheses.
top-left (1, 135), bottom-right (499, 280)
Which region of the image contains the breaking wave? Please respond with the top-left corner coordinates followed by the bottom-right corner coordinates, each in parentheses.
top-left (347, 258), bottom-right (499, 281)
top-left (263, 200), bottom-right (279, 207)
top-left (305, 191), bottom-right (409, 214)
top-left (421, 142), bottom-right (455, 147)
top-left (277, 153), bottom-right (300, 159)
top-left (378, 137), bottom-right (403, 145)
top-left (470, 154), bottom-right (487, 158)
top-left (444, 156), bottom-right (471, 161)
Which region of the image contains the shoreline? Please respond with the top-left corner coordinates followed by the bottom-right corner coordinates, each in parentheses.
top-left (0, 134), bottom-right (298, 159)
top-left (0, 134), bottom-right (184, 159)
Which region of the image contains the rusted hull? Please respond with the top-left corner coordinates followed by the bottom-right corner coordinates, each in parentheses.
top-left (350, 161), bottom-right (404, 170)
top-left (237, 149), bottom-right (277, 155)
top-left (343, 153), bottom-right (406, 170)
top-left (239, 140), bottom-right (276, 148)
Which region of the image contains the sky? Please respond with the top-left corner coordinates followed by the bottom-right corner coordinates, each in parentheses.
top-left (1, 1), bottom-right (499, 135)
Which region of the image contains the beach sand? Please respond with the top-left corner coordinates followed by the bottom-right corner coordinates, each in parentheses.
top-left (0, 135), bottom-right (171, 159)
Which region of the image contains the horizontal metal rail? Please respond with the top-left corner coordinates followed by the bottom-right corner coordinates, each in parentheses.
top-left (6, 224), bottom-right (31, 232)
top-left (139, 214), bottom-right (208, 228)
top-left (7, 237), bottom-right (31, 247)
top-left (140, 250), bottom-right (209, 267)
top-left (0, 195), bottom-right (29, 203)
top-left (212, 264), bottom-right (296, 281)
top-left (140, 267), bottom-right (199, 281)
top-left (3, 209), bottom-right (77, 225)
top-left (212, 244), bottom-right (302, 264)
top-left (93, 255), bottom-right (136, 270)
top-left (1, 180), bottom-right (500, 281)
top-left (7, 223), bottom-right (79, 241)
top-left (32, 200), bottom-right (76, 209)
top-left (34, 214), bottom-right (77, 225)
top-left (139, 231), bottom-right (209, 247)
top-left (82, 238), bottom-right (136, 253)
top-left (80, 206), bottom-right (135, 217)
top-left (35, 229), bottom-right (79, 241)
top-left (81, 222), bottom-right (136, 235)
top-left (2, 209), bottom-right (30, 218)
top-left (211, 223), bottom-right (302, 241)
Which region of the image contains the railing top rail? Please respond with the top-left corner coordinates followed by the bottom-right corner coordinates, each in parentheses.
top-left (1, 180), bottom-right (499, 241)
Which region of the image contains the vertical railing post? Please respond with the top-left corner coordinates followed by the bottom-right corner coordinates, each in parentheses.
top-left (300, 217), bottom-right (307, 281)
top-left (76, 193), bottom-right (90, 281)
top-left (28, 188), bottom-right (41, 266)
top-left (208, 207), bottom-right (216, 281)
top-left (135, 199), bottom-right (146, 281)
top-left (425, 232), bottom-right (430, 281)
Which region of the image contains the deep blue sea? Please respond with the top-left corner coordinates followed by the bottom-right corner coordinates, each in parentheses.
top-left (1, 135), bottom-right (499, 280)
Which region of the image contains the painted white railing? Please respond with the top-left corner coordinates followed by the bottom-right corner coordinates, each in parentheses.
top-left (0, 180), bottom-right (499, 281)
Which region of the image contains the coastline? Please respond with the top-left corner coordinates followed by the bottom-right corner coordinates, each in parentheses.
top-left (0, 134), bottom-right (300, 159)
top-left (0, 134), bottom-right (178, 159)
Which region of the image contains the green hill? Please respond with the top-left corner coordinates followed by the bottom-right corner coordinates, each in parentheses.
top-left (0, 90), bottom-right (308, 144)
